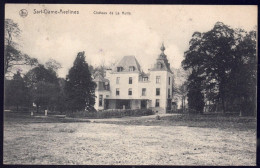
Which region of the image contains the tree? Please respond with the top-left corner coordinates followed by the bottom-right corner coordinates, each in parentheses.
top-left (24, 64), bottom-right (60, 112)
top-left (65, 51), bottom-right (96, 112)
top-left (92, 64), bottom-right (106, 78)
top-left (32, 81), bottom-right (59, 112)
top-left (187, 70), bottom-right (205, 113)
top-left (4, 71), bottom-right (30, 111)
top-left (183, 22), bottom-right (236, 113)
top-left (226, 30), bottom-right (257, 116)
top-left (171, 67), bottom-right (190, 110)
top-left (174, 82), bottom-right (188, 112)
top-left (4, 19), bottom-right (38, 77)
top-left (24, 64), bottom-right (59, 88)
top-left (45, 58), bottom-right (62, 73)
top-left (56, 78), bottom-right (67, 113)
top-left (182, 22), bottom-right (257, 115)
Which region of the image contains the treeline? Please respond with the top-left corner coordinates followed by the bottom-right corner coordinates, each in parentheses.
top-left (4, 19), bottom-right (102, 113)
top-left (4, 52), bottom-right (101, 113)
top-left (182, 22), bottom-right (257, 116)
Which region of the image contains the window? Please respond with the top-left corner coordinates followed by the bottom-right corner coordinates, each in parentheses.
top-left (169, 77), bottom-right (171, 85)
top-left (116, 77), bottom-right (120, 84)
top-left (116, 88), bottom-right (120, 96)
top-left (104, 82), bottom-right (109, 90)
top-left (128, 88), bottom-right (132, 95)
top-left (156, 88), bottom-right (160, 96)
top-left (157, 62), bottom-right (163, 69)
top-left (156, 76), bottom-right (161, 84)
top-left (143, 77), bottom-right (148, 82)
top-left (142, 88), bottom-right (146, 96)
top-left (117, 67), bottom-right (123, 72)
top-left (129, 66), bottom-right (135, 71)
top-left (129, 77), bottom-right (132, 84)
top-left (168, 88), bottom-right (171, 98)
top-left (99, 95), bottom-right (103, 107)
top-left (155, 99), bottom-right (160, 107)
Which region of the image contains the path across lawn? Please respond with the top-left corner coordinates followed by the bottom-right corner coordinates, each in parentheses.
top-left (86, 113), bottom-right (179, 122)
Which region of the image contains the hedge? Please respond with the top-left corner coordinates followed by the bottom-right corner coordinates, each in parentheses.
top-left (67, 109), bottom-right (154, 119)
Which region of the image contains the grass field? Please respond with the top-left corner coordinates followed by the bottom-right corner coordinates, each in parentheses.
top-left (3, 112), bottom-right (256, 165)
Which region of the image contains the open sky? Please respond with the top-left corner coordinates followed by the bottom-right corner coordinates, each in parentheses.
top-left (5, 4), bottom-right (257, 78)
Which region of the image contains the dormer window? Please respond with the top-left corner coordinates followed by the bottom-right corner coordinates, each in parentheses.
top-left (143, 77), bottom-right (148, 82)
top-left (117, 67), bottom-right (123, 72)
top-left (129, 66), bottom-right (135, 72)
top-left (157, 62), bottom-right (163, 69)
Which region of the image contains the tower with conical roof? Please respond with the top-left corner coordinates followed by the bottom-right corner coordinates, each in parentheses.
top-left (148, 43), bottom-right (174, 113)
top-left (150, 43), bottom-right (173, 73)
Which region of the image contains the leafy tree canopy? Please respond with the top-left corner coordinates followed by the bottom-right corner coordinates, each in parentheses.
top-left (182, 22), bottom-right (256, 115)
top-left (23, 63), bottom-right (61, 112)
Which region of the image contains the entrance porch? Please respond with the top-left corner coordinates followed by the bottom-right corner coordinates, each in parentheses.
top-left (104, 99), bottom-right (150, 110)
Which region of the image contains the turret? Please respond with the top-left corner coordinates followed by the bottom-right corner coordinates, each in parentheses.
top-left (150, 43), bottom-right (173, 74)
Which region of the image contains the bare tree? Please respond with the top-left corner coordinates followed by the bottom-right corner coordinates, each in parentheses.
top-left (4, 19), bottom-right (38, 77)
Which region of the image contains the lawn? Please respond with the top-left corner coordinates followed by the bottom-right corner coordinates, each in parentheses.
top-left (3, 112), bottom-right (256, 165)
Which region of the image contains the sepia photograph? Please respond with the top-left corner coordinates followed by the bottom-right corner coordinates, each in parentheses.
top-left (4, 4), bottom-right (257, 165)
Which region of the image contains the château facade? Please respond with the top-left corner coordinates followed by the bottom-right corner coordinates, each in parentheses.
top-left (94, 44), bottom-right (174, 113)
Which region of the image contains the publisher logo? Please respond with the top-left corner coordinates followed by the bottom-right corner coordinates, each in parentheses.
top-left (19, 9), bottom-right (28, 18)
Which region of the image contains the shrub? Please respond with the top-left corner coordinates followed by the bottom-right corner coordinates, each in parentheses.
top-left (187, 108), bottom-right (202, 114)
top-left (66, 109), bottom-right (154, 119)
top-left (66, 111), bottom-right (95, 118)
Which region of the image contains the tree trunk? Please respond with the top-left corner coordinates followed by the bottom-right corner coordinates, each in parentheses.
top-left (222, 97), bottom-right (226, 113)
top-left (219, 81), bottom-right (226, 113)
top-left (182, 97), bottom-right (184, 113)
top-left (238, 97), bottom-right (242, 117)
top-left (183, 96), bottom-right (186, 112)
top-left (16, 105), bottom-right (19, 112)
top-left (36, 105), bottom-right (39, 113)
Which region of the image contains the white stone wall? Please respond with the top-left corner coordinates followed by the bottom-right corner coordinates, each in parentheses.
top-left (94, 90), bottom-right (110, 111)
top-left (107, 72), bottom-right (140, 99)
top-left (148, 71), bottom-right (167, 110)
top-left (147, 70), bottom-right (174, 113)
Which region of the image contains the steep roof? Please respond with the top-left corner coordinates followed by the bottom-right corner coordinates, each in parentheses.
top-left (93, 75), bottom-right (109, 83)
top-left (139, 71), bottom-right (149, 77)
top-left (150, 43), bottom-right (173, 74)
top-left (113, 56), bottom-right (141, 72)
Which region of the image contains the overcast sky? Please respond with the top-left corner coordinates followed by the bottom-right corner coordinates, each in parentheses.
top-left (5, 4), bottom-right (257, 78)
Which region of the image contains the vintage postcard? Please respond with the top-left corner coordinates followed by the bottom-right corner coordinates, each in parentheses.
top-left (4, 4), bottom-right (257, 165)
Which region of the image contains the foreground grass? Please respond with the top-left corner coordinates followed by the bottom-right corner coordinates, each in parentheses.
top-left (3, 112), bottom-right (256, 165)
